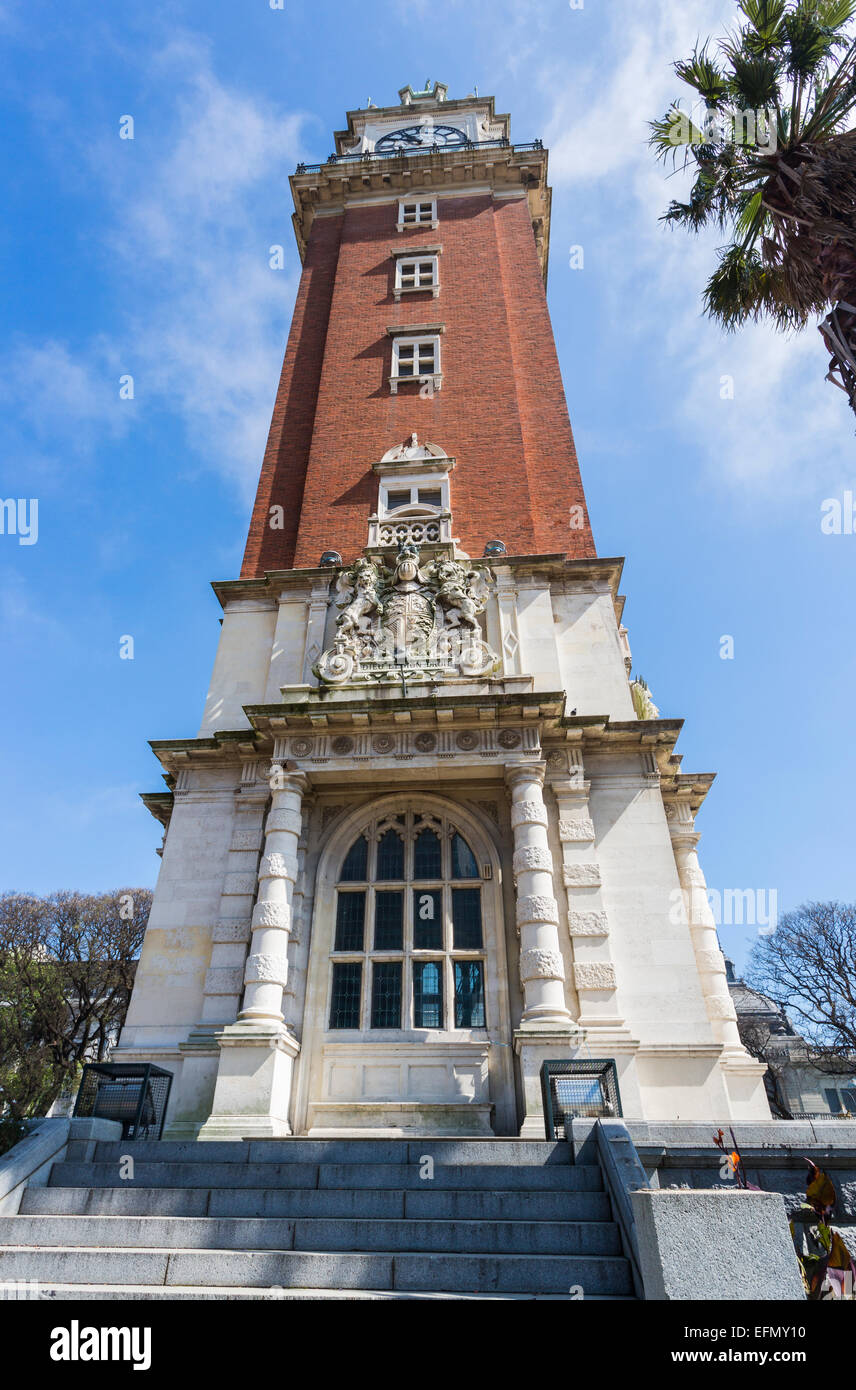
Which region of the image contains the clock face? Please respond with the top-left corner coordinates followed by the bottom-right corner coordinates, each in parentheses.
top-left (375, 124), bottom-right (468, 152)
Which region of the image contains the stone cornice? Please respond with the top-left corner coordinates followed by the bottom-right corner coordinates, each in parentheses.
top-left (210, 553), bottom-right (625, 613)
top-left (146, 699), bottom-right (700, 786)
top-left (289, 141), bottom-right (551, 281)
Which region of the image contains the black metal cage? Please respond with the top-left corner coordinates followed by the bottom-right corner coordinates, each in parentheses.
top-left (73, 1063), bottom-right (173, 1140)
top-left (540, 1059), bottom-right (622, 1140)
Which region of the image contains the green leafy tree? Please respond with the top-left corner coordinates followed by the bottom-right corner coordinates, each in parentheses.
top-left (0, 889), bottom-right (151, 1120)
top-left (650, 0), bottom-right (856, 416)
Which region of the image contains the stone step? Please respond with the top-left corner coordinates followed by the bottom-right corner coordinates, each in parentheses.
top-left (0, 1214), bottom-right (622, 1255)
top-left (22, 1184), bottom-right (612, 1222)
top-left (0, 1246), bottom-right (633, 1295)
top-left (49, 1161), bottom-right (602, 1192)
top-left (21, 1284), bottom-right (633, 1302)
top-left (91, 1139), bottom-right (572, 1167)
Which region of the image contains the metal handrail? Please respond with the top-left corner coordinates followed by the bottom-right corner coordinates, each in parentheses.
top-left (295, 139), bottom-right (544, 175)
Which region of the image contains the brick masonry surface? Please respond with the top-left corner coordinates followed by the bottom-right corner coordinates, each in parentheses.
top-left (241, 193), bottom-right (596, 576)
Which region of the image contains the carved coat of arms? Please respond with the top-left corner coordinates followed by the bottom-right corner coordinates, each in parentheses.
top-left (314, 542), bottom-right (499, 686)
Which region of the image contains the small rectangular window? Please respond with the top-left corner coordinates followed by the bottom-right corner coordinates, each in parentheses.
top-left (454, 960), bottom-right (485, 1027)
top-left (371, 961), bottom-right (402, 1028)
top-left (386, 489), bottom-right (412, 510)
top-left (395, 255), bottom-right (439, 299)
top-left (413, 888), bottom-right (443, 949)
top-left (414, 960), bottom-right (443, 1029)
top-left (374, 890), bottom-right (404, 950)
top-left (452, 887), bottom-right (483, 949)
top-left (390, 334), bottom-right (442, 393)
top-left (329, 962), bottom-right (362, 1029)
top-left (824, 1088), bottom-right (843, 1113)
top-left (398, 199), bottom-right (437, 229)
top-left (334, 892), bottom-right (365, 952)
top-left (417, 488), bottom-right (442, 509)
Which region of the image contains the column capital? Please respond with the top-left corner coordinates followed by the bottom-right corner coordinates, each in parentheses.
top-left (504, 759), bottom-right (547, 791)
top-left (269, 767), bottom-right (311, 798)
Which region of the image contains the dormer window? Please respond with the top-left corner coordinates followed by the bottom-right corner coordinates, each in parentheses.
top-left (368, 437), bottom-right (456, 550)
top-left (397, 198), bottom-right (438, 232)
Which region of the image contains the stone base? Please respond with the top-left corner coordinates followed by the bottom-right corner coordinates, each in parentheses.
top-left (306, 1101), bottom-right (494, 1137)
top-left (513, 1025), bottom-right (583, 1138)
top-left (197, 1023), bottom-right (300, 1142)
top-left (630, 1188), bottom-right (805, 1301)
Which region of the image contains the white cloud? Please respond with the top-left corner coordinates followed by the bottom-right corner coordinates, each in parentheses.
top-left (2, 34), bottom-right (309, 502)
top-left (535, 0), bottom-right (854, 497)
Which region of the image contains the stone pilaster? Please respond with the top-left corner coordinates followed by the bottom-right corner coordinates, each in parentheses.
top-left (198, 767), bottom-right (308, 1139)
top-left (506, 759), bottom-right (579, 1137)
top-left (199, 762), bottom-right (269, 1025)
top-left (551, 752), bottom-right (623, 1031)
top-left (667, 807), bottom-right (743, 1057)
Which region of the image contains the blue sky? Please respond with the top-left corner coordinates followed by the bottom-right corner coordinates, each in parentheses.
top-left (1, 0), bottom-right (853, 973)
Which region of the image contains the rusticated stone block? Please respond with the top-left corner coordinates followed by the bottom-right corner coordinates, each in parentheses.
top-left (516, 894), bottom-right (560, 928)
top-left (562, 863), bottom-right (601, 887)
top-left (512, 846), bottom-right (553, 875)
top-left (558, 819), bottom-right (595, 843)
top-left (244, 953), bottom-right (289, 987)
top-left (573, 962), bottom-right (616, 990)
top-left (510, 800), bottom-right (548, 829)
top-left (251, 900), bottom-right (291, 930)
top-left (520, 948), bottom-right (565, 982)
top-left (567, 911), bottom-right (609, 937)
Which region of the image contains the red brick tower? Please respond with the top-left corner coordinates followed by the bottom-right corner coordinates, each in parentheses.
top-left (241, 81), bottom-right (594, 576)
top-left (122, 82), bottom-right (770, 1146)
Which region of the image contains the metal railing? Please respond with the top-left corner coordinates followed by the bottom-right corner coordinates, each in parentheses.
top-left (295, 139), bottom-right (544, 175)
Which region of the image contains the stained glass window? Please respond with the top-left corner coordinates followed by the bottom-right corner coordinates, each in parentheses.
top-left (451, 832), bottom-right (479, 879)
top-left (414, 961), bottom-right (443, 1029)
top-left (329, 962), bottom-right (362, 1029)
top-left (371, 962), bottom-right (402, 1029)
top-left (376, 828), bottom-right (405, 880)
top-left (331, 809), bottom-right (488, 1032)
top-left (454, 960), bottom-right (485, 1028)
top-left (340, 835), bottom-right (368, 882)
top-left (334, 892), bottom-right (365, 952)
top-left (374, 891), bottom-right (404, 951)
top-left (413, 828), bottom-right (442, 879)
top-left (452, 888), bottom-right (483, 949)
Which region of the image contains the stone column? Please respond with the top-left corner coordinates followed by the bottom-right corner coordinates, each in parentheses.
top-left (507, 761), bottom-right (572, 1025)
top-left (238, 768), bottom-right (307, 1024)
top-left (506, 760), bottom-right (579, 1137)
top-left (199, 766), bottom-right (308, 1139)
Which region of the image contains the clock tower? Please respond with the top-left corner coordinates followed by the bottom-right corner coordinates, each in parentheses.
top-left (117, 83), bottom-right (770, 1139)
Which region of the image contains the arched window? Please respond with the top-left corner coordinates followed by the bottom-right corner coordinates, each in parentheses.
top-left (329, 810), bottom-right (486, 1033)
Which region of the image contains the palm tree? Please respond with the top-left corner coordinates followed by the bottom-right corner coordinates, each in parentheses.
top-left (650, 0), bottom-right (856, 419)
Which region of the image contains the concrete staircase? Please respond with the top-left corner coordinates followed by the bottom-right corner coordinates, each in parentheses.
top-left (0, 1138), bottom-right (636, 1300)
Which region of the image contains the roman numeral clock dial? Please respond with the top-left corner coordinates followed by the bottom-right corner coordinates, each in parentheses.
top-left (375, 124), bottom-right (468, 152)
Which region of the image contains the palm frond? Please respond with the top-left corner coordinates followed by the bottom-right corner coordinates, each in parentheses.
top-left (675, 44), bottom-right (731, 104)
top-left (649, 105), bottom-right (709, 165)
top-left (737, 0), bottom-right (788, 51)
top-left (703, 243), bottom-right (810, 329)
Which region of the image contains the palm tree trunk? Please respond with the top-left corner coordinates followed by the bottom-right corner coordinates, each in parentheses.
top-left (820, 300), bottom-right (856, 417)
